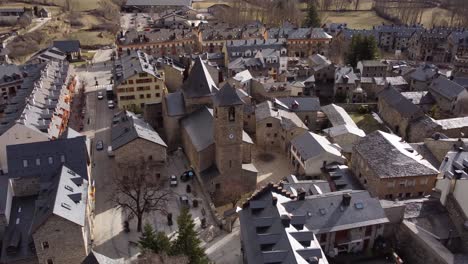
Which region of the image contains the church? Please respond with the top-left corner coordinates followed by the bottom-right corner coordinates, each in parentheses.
top-left (162, 57), bottom-right (257, 203)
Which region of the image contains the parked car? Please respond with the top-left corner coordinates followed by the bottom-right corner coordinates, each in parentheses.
top-left (180, 169), bottom-right (195, 182)
top-left (107, 146), bottom-right (114, 157)
top-left (108, 100), bottom-right (114, 109)
top-left (179, 195), bottom-right (189, 208)
top-left (97, 92), bottom-right (103, 100)
top-left (96, 140), bottom-right (104, 151)
top-left (170, 175), bottom-right (178, 187)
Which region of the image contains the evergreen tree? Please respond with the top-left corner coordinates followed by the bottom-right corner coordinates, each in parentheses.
top-left (138, 223), bottom-right (171, 254)
top-left (171, 208), bottom-right (208, 264)
top-left (346, 34), bottom-right (379, 67)
top-left (304, 3), bottom-right (321, 28)
top-left (139, 224), bottom-right (157, 252)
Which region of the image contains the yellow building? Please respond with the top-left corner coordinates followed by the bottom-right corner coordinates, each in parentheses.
top-left (114, 50), bottom-right (167, 112)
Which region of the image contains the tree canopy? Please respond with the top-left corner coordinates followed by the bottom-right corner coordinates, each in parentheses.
top-left (346, 34), bottom-right (379, 67)
top-left (304, 3), bottom-right (321, 28)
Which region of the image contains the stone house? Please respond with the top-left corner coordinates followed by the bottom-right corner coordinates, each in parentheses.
top-left (110, 110), bottom-right (167, 182)
top-left (334, 66), bottom-right (359, 99)
top-left (113, 50), bottom-right (166, 113)
top-left (255, 100), bottom-right (308, 152)
top-left (401, 91), bottom-right (435, 113)
top-left (374, 24), bottom-right (423, 52)
top-left (250, 80), bottom-right (302, 102)
top-left (265, 26), bottom-right (332, 57)
top-left (405, 64), bottom-right (439, 91)
top-left (377, 86), bottom-right (424, 140)
top-left (407, 28), bottom-right (452, 62)
top-left (52, 40), bottom-right (81, 62)
top-left (273, 97), bottom-right (320, 130)
top-left (429, 76), bottom-right (468, 116)
top-left (320, 104), bottom-right (365, 153)
top-left (0, 137), bottom-right (91, 264)
top-left (356, 60), bottom-right (387, 78)
top-left (447, 30), bottom-right (468, 62)
top-left (361, 76), bottom-right (409, 101)
top-left (308, 54), bottom-right (336, 84)
top-left (290, 132), bottom-right (346, 177)
top-left (352, 131), bottom-right (439, 199)
top-left (239, 183), bottom-right (329, 263)
top-left (116, 29), bottom-right (197, 57)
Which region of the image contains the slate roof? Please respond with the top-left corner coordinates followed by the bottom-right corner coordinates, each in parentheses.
top-left (52, 40), bottom-right (80, 53)
top-left (323, 124), bottom-right (365, 138)
top-left (181, 107), bottom-right (214, 151)
top-left (281, 175), bottom-right (331, 196)
top-left (409, 64), bottom-right (438, 82)
top-left (291, 132), bottom-right (343, 161)
top-left (274, 97), bottom-right (320, 112)
top-left (111, 110), bottom-right (167, 151)
top-left (164, 91), bottom-right (186, 116)
top-left (114, 50), bottom-right (159, 86)
top-left (125, 0), bottom-right (192, 6)
top-left (0, 64), bottom-right (23, 85)
top-left (282, 190), bottom-right (389, 234)
top-left (452, 77), bottom-right (468, 88)
top-left (321, 104), bottom-right (356, 127)
top-left (378, 87), bottom-right (424, 118)
top-left (335, 66), bottom-right (359, 84)
top-left (256, 101), bottom-right (307, 131)
top-left (82, 251), bottom-right (125, 264)
top-left (267, 27), bottom-right (331, 40)
top-left (6, 136), bottom-right (89, 180)
top-left (430, 76), bottom-right (467, 100)
top-left (30, 166), bottom-right (88, 232)
top-left (439, 150), bottom-right (468, 180)
top-left (401, 91), bottom-right (435, 105)
top-left (240, 183), bottom-right (328, 264)
top-left (354, 131), bottom-right (439, 178)
top-left (359, 60), bottom-right (386, 67)
top-left (182, 57), bottom-right (218, 98)
top-left (213, 82), bottom-right (244, 106)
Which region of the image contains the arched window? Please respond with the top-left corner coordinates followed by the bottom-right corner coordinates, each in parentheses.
top-left (228, 107), bottom-right (235, 122)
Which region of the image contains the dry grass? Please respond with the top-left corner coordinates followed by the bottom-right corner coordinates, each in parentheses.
top-left (350, 113), bottom-right (387, 134)
top-left (66, 31), bottom-right (114, 47)
top-left (321, 10), bottom-right (391, 29)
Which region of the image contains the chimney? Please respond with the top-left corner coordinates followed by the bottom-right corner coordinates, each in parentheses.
top-left (280, 214), bottom-right (290, 227)
top-left (342, 193), bottom-right (351, 206)
top-left (297, 188), bottom-right (306, 200)
top-left (307, 257), bottom-right (319, 264)
top-left (272, 196), bottom-right (278, 206)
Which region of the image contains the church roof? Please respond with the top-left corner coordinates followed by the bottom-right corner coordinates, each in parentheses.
top-left (182, 57), bottom-right (218, 98)
top-left (213, 82), bottom-right (244, 106)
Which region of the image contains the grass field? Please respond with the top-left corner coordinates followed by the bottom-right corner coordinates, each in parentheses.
top-left (321, 11), bottom-right (391, 29)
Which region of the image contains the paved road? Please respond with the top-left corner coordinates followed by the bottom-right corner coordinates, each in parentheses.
top-left (205, 219), bottom-right (242, 263)
top-left (3, 17), bottom-right (51, 46)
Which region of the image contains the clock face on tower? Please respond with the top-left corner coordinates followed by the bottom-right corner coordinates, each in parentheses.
top-left (228, 133), bottom-right (234, 140)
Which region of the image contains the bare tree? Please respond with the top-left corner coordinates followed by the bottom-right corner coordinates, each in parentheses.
top-left (110, 161), bottom-right (172, 232)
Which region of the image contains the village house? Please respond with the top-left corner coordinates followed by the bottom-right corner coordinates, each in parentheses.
top-left (404, 64), bottom-right (439, 91)
top-left (453, 55), bottom-right (468, 77)
top-left (255, 100), bottom-right (308, 152)
top-left (290, 132), bottom-right (346, 177)
top-left (321, 104), bottom-right (365, 153)
top-left (429, 76), bottom-right (468, 116)
top-left (308, 54), bottom-right (336, 84)
top-left (407, 28), bottom-right (452, 63)
top-left (116, 29), bottom-right (197, 56)
top-left (197, 22), bottom-right (264, 53)
top-left (352, 130), bottom-right (439, 199)
top-left (447, 30), bottom-right (468, 62)
top-left (377, 86), bottom-right (424, 140)
top-left (273, 97), bottom-right (321, 130)
top-left (360, 76), bottom-right (408, 101)
top-left (113, 50), bottom-right (166, 113)
top-left (0, 60), bottom-right (74, 174)
top-left (400, 91), bottom-right (435, 112)
top-left (239, 183), bottom-right (329, 264)
top-left (0, 137), bottom-right (91, 264)
top-left (0, 64), bottom-right (27, 111)
top-left (52, 40), bottom-right (82, 61)
top-left (240, 183), bottom-right (389, 259)
top-left (334, 66), bottom-right (360, 100)
top-left (223, 38), bottom-right (287, 78)
top-left (356, 60), bottom-right (387, 78)
top-left (374, 24), bottom-right (423, 52)
top-left (265, 26), bottom-right (332, 58)
top-left (110, 110), bottom-right (167, 183)
top-left (250, 79), bottom-right (304, 101)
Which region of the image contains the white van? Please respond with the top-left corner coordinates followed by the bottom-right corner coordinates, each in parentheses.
top-left (107, 146), bottom-right (114, 157)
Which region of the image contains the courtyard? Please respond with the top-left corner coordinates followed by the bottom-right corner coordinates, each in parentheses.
top-left (252, 145), bottom-right (294, 186)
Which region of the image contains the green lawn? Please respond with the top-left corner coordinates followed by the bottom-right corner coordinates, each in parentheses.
top-left (350, 113), bottom-right (387, 134)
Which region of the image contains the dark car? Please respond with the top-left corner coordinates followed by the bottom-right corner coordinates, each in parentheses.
top-left (96, 140), bottom-right (104, 151)
top-left (179, 195), bottom-right (189, 208)
top-left (180, 169), bottom-right (195, 182)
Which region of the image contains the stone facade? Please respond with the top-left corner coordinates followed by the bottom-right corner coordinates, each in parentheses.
top-left (114, 138), bottom-right (167, 167)
top-left (445, 194), bottom-right (468, 254)
top-left (351, 150), bottom-right (437, 199)
top-left (33, 215), bottom-right (88, 264)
